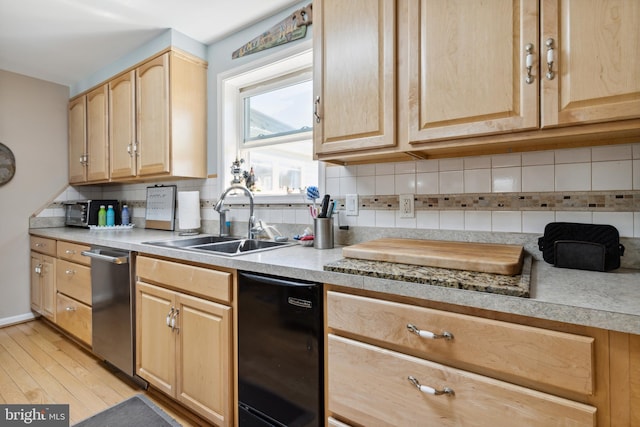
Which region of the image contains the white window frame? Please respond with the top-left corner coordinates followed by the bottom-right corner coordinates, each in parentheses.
top-left (217, 40), bottom-right (323, 204)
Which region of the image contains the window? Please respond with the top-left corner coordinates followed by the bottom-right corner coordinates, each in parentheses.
top-left (220, 44), bottom-right (317, 198)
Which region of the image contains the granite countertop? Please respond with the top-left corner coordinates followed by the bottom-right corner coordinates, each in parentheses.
top-left (29, 227), bottom-right (640, 335)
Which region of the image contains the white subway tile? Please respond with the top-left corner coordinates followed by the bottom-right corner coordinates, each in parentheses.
top-left (592, 160), bottom-right (632, 190)
top-left (492, 167), bottom-right (522, 192)
top-left (395, 173), bottom-right (416, 194)
top-left (356, 176), bottom-right (376, 195)
top-left (633, 159), bottom-right (640, 190)
top-left (282, 209), bottom-right (297, 224)
top-left (325, 165), bottom-right (341, 178)
top-left (464, 169), bottom-right (492, 193)
top-left (417, 172), bottom-right (438, 194)
top-left (593, 212), bottom-right (634, 237)
top-left (439, 210), bottom-right (464, 230)
top-left (416, 159), bottom-right (438, 173)
top-left (375, 210), bottom-right (396, 227)
top-left (395, 212), bottom-right (417, 229)
top-left (635, 212), bottom-right (640, 238)
top-left (357, 210), bottom-right (376, 227)
top-left (492, 211), bottom-right (522, 232)
top-left (464, 211), bottom-right (492, 231)
top-left (522, 211), bottom-right (556, 233)
top-left (522, 165), bottom-right (555, 192)
top-left (633, 144), bottom-right (640, 159)
top-left (325, 177), bottom-right (340, 197)
top-left (439, 170), bottom-right (464, 194)
top-left (464, 156), bottom-right (491, 169)
top-left (357, 164), bottom-right (376, 176)
top-left (555, 147), bottom-right (591, 164)
top-left (491, 153), bottom-right (521, 168)
top-left (375, 174), bottom-right (395, 195)
top-left (295, 208), bottom-right (313, 225)
top-left (340, 165), bottom-right (358, 177)
top-left (439, 158), bottom-right (463, 171)
top-left (395, 161), bottom-right (416, 174)
top-left (340, 176), bottom-right (357, 195)
top-left (556, 211), bottom-right (592, 223)
top-left (416, 211), bottom-right (439, 229)
top-left (376, 163), bottom-right (395, 175)
top-left (592, 144), bottom-right (632, 161)
top-left (522, 150), bottom-right (554, 166)
top-left (555, 163), bottom-right (591, 191)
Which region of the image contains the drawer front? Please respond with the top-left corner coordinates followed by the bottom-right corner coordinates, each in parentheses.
top-left (56, 260), bottom-right (91, 305)
top-left (327, 291), bottom-right (594, 395)
top-left (56, 292), bottom-right (92, 345)
top-left (57, 241), bottom-right (91, 266)
top-left (137, 256), bottom-right (232, 303)
top-left (328, 335), bottom-right (596, 427)
top-left (30, 236), bottom-right (57, 256)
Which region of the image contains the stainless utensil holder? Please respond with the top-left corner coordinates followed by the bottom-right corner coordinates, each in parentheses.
top-left (313, 217), bottom-right (334, 249)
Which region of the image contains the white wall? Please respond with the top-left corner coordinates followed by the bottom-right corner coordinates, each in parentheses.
top-left (0, 70), bottom-right (69, 325)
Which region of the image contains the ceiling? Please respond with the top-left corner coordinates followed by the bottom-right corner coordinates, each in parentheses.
top-left (0, 0), bottom-right (300, 87)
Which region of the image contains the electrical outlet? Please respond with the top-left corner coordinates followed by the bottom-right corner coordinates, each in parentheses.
top-left (399, 194), bottom-right (414, 218)
top-left (345, 194), bottom-right (358, 216)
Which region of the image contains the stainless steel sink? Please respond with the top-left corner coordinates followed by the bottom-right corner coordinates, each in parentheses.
top-left (143, 236), bottom-right (294, 256)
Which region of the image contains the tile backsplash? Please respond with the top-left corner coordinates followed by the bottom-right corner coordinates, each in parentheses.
top-left (34, 143), bottom-right (640, 238)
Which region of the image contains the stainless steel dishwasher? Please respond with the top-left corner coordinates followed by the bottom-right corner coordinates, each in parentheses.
top-left (82, 247), bottom-right (145, 387)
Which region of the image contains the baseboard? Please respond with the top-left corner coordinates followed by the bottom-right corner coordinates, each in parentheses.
top-left (0, 312), bottom-right (38, 328)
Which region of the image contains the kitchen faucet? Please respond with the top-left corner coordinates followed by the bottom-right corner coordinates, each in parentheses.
top-left (214, 184), bottom-right (255, 239)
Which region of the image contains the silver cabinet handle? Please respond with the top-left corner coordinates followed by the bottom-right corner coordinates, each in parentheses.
top-left (525, 43), bottom-right (535, 84)
top-left (81, 250), bottom-right (128, 264)
top-left (407, 323), bottom-right (453, 340)
top-left (65, 249), bottom-right (75, 255)
top-left (35, 242), bottom-right (45, 247)
top-left (170, 309), bottom-right (179, 332)
top-left (545, 38), bottom-right (556, 80)
top-left (313, 96), bottom-right (321, 123)
top-left (65, 269), bottom-right (75, 275)
top-left (65, 306), bottom-right (76, 312)
top-left (34, 264), bottom-right (42, 275)
top-left (408, 376), bottom-right (454, 396)
top-left (166, 307), bottom-right (174, 327)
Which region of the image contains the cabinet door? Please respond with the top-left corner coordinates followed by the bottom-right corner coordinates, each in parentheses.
top-left (68, 96), bottom-right (87, 183)
top-left (541, 0), bottom-right (640, 127)
top-left (136, 53), bottom-right (170, 177)
top-left (402, 0), bottom-right (539, 144)
top-left (86, 84), bottom-right (110, 182)
top-left (176, 293), bottom-right (232, 426)
top-left (313, 0), bottom-right (396, 155)
top-left (109, 71), bottom-right (137, 179)
top-left (40, 255), bottom-right (56, 321)
top-left (136, 281), bottom-right (176, 396)
top-left (30, 252), bottom-right (42, 313)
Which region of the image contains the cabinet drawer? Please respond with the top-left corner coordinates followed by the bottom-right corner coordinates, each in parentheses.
top-left (56, 259), bottom-right (91, 305)
top-left (137, 256), bottom-right (232, 303)
top-left (57, 241), bottom-right (91, 266)
top-left (56, 292), bottom-right (92, 345)
top-left (30, 236), bottom-right (57, 256)
top-left (327, 291), bottom-right (594, 395)
top-left (328, 335), bottom-right (596, 427)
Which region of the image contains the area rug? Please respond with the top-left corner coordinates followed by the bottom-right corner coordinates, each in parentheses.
top-left (74, 394), bottom-right (181, 427)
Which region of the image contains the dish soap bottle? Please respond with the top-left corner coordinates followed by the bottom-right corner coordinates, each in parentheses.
top-left (98, 205), bottom-right (107, 226)
top-left (121, 204), bottom-right (130, 226)
top-left (106, 205), bottom-right (115, 226)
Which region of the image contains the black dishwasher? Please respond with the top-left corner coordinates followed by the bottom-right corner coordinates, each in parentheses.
top-left (238, 271), bottom-right (323, 427)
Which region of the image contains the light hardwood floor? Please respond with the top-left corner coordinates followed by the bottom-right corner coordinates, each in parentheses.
top-left (0, 319), bottom-right (213, 426)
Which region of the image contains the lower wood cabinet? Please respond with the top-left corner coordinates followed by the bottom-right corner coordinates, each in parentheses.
top-left (55, 292), bottom-right (92, 345)
top-left (326, 290), bottom-right (601, 426)
top-left (30, 251), bottom-right (56, 321)
top-left (135, 256), bottom-right (233, 426)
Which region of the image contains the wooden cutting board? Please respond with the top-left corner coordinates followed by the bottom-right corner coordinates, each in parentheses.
top-left (342, 238), bottom-right (524, 275)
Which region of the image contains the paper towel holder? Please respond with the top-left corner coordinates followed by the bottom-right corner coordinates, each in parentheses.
top-left (178, 191), bottom-right (201, 236)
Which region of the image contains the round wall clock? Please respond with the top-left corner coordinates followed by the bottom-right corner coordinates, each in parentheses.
top-left (0, 142), bottom-right (16, 185)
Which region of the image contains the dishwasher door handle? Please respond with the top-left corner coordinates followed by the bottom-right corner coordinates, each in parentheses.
top-left (81, 250), bottom-right (129, 264)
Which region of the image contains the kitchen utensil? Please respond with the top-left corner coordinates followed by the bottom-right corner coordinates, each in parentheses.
top-left (318, 194), bottom-right (331, 218)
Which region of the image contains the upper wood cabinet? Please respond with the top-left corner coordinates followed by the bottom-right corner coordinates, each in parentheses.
top-left (401, 0), bottom-right (539, 143)
top-left (540, 0), bottom-right (640, 127)
top-left (313, 0), bottom-right (399, 159)
top-left (71, 48), bottom-right (207, 185)
top-left (314, 0), bottom-right (640, 163)
top-left (68, 85), bottom-right (110, 184)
